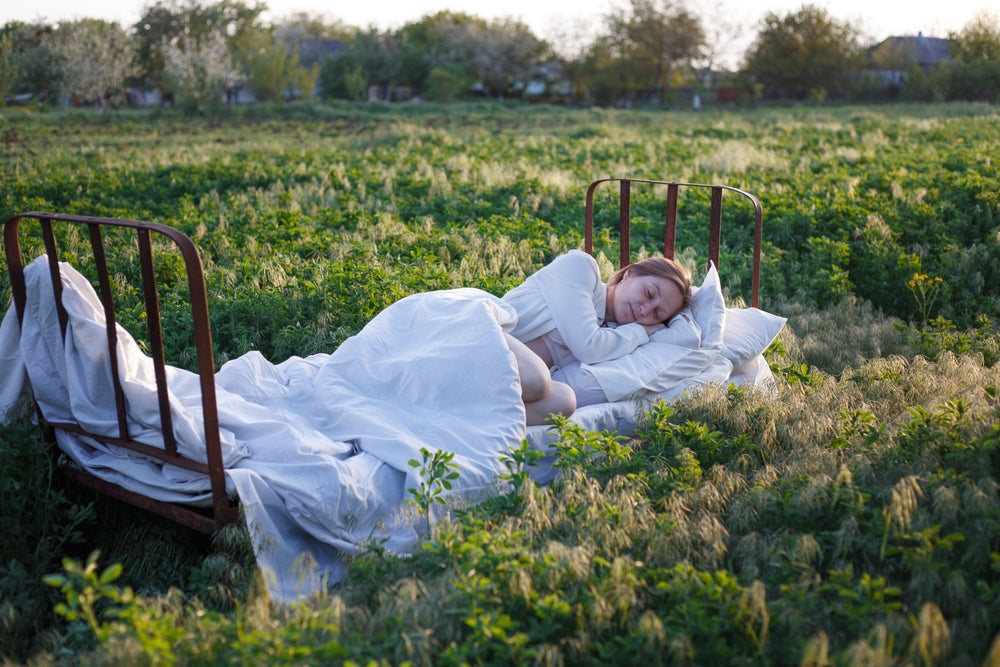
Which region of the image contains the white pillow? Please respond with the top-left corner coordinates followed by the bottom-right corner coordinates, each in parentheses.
top-left (652, 353), bottom-right (734, 403)
top-left (688, 263), bottom-right (725, 352)
top-left (722, 307), bottom-right (787, 367)
top-left (729, 354), bottom-right (777, 393)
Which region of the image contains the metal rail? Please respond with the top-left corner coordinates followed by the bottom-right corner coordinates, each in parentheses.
top-left (4, 212), bottom-right (236, 534)
top-left (584, 178), bottom-right (764, 307)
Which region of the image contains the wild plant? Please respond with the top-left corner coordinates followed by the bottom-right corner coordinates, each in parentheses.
top-left (498, 439), bottom-right (544, 494)
top-left (637, 401), bottom-right (759, 474)
top-left (0, 408), bottom-right (97, 659)
top-left (773, 296), bottom-right (913, 377)
top-left (766, 338), bottom-right (826, 393)
top-left (4, 102), bottom-right (1000, 666)
top-left (904, 314), bottom-right (1000, 367)
top-left (831, 408), bottom-right (883, 452)
top-left (406, 447), bottom-right (461, 537)
top-left (43, 551), bottom-right (137, 651)
top-left (546, 413), bottom-right (633, 474)
top-left (907, 272), bottom-right (944, 324)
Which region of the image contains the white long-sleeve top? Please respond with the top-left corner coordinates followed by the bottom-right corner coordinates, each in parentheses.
top-left (502, 250), bottom-right (649, 366)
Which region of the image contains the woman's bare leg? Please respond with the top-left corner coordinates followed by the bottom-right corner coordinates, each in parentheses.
top-left (505, 333), bottom-right (576, 425)
top-left (524, 380), bottom-right (576, 426)
top-left (505, 332), bottom-right (550, 402)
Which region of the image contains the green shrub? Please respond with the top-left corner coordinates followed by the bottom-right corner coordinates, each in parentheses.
top-left (0, 408), bottom-right (95, 661)
top-left (425, 64), bottom-right (469, 102)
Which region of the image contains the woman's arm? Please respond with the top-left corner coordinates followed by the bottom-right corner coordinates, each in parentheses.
top-left (581, 310), bottom-right (705, 401)
top-left (537, 251), bottom-right (649, 364)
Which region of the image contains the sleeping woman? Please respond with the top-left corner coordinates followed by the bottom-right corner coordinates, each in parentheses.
top-left (502, 250), bottom-right (692, 425)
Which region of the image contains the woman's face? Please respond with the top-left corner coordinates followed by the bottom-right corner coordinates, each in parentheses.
top-left (608, 270), bottom-right (685, 326)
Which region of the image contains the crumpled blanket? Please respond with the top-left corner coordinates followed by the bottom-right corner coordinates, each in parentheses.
top-left (0, 257), bottom-right (525, 602)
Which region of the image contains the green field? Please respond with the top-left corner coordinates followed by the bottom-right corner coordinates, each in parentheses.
top-left (2, 101), bottom-right (999, 665)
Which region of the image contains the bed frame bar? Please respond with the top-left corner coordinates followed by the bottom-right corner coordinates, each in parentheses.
top-left (4, 212), bottom-right (236, 535)
top-left (584, 178), bottom-right (763, 307)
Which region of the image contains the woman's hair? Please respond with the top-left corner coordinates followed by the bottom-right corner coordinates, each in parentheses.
top-left (609, 256), bottom-right (694, 317)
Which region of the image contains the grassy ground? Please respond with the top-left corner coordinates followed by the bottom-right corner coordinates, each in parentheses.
top-left (1, 100), bottom-right (999, 664)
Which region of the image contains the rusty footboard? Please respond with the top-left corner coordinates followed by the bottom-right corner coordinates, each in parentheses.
top-left (4, 212), bottom-right (237, 535)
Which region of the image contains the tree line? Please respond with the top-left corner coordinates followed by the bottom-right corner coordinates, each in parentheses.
top-left (0, 0), bottom-right (997, 111)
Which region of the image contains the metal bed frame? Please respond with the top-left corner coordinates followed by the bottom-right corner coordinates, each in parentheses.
top-left (3, 179), bottom-right (762, 536)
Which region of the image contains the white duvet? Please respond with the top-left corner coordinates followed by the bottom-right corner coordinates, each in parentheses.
top-left (0, 257), bottom-right (777, 602)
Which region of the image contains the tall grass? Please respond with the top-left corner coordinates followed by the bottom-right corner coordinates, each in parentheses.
top-left (1, 101), bottom-right (999, 664)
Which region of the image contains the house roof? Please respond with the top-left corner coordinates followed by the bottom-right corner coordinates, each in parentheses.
top-left (869, 33), bottom-right (952, 67)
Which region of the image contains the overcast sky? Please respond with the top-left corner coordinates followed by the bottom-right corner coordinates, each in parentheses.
top-left (2, 0), bottom-right (992, 68)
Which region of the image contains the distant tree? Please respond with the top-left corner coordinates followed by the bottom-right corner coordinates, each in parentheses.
top-left (162, 31), bottom-right (245, 111)
top-left (235, 28), bottom-right (319, 101)
top-left (3, 21), bottom-right (63, 102)
top-left (343, 64), bottom-right (367, 100)
top-left (424, 63), bottom-right (467, 101)
top-left (394, 31), bottom-right (432, 95)
top-left (743, 4), bottom-right (864, 100)
top-left (607, 0), bottom-right (705, 100)
top-left (946, 10), bottom-right (1000, 101)
top-left (0, 32), bottom-right (16, 103)
top-left (582, 34), bottom-right (636, 105)
top-left (133, 2), bottom-right (182, 93)
top-left (271, 11), bottom-right (355, 51)
top-left (318, 51), bottom-right (365, 100)
top-left (393, 12), bottom-right (475, 95)
top-left (949, 9), bottom-right (1000, 63)
top-left (48, 19), bottom-right (138, 108)
top-left (413, 13), bottom-right (543, 98)
top-left (407, 11), bottom-right (487, 96)
top-left (348, 27), bottom-right (402, 94)
top-left (285, 55), bottom-right (320, 101)
top-left (543, 16), bottom-right (600, 102)
top-left (582, 0), bottom-right (705, 106)
top-left (133, 0), bottom-right (264, 99)
top-left (690, 0), bottom-right (746, 79)
top-left (466, 18), bottom-right (545, 98)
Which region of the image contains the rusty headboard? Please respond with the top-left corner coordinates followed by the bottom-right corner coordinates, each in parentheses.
top-left (583, 178), bottom-right (764, 307)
